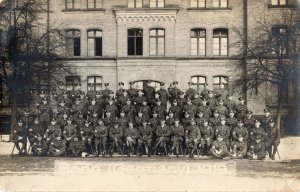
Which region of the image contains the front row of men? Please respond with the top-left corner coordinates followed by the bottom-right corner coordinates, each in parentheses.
top-left (12, 113), bottom-right (280, 160)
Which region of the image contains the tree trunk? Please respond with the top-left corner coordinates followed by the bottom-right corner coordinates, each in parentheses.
top-left (276, 84), bottom-right (285, 138)
top-left (9, 77), bottom-right (18, 141)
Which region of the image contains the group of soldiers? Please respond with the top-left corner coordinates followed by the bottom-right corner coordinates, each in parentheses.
top-left (12, 80), bottom-right (280, 160)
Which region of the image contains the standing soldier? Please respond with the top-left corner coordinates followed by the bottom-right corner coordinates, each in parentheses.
top-left (214, 117), bottom-right (230, 149)
top-left (209, 110), bottom-right (222, 130)
top-left (265, 119), bottom-right (280, 160)
top-left (105, 98), bottom-right (118, 120)
top-left (128, 82), bottom-right (138, 99)
top-left (102, 83), bottom-right (113, 99)
top-left (21, 109), bottom-right (32, 129)
top-left (153, 100), bottom-right (167, 120)
top-left (103, 111), bottom-right (114, 127)
top-left (200, 120), bottom-right (214, 155)
top-left (166, 111), bottom-right (175, 127)
top-left (226, 110), bottom-right (238, 132)
top-left (73, 84), bottom-right (82, 99)
top-left (261, 108), bottom-right (275, 132)
top-left (39, 97), bottom-right (52, 131)
top-left (137, 120), bottom-right (153, 157)
top-left (156, 82), bottom-right (169, 108)
top-left (116, 82), bottom-right (126, 99)
top-left (149, 110), bottom-right (160, 133)
top-left (177, 92), bottom-right (186, 110)
top-left (124, 121), bottom-right (138, 157)
top-left (45, 118), bottom-right (62, 144)
top-left (185, 82), bottom-right (196, 99)
top-left (200, 83), bottom-right (209, 99)
top-left (198, 98), bottom-right (212, 120)
top-left (48, 136), bottom-right (66, 156)
top-left (169, 100), bottom-right (182, 120)
top-left (95, 91), bottom-right (105, 118)
top-left (144, 80), bottom-right (155, 104)
top-left (79, 121), bottom-right (93, 157)
top-left (232, 121), bottom-right (249, 142)
top-left (182, 98), bottom-right (197, 118)
top-left (229, 134), bottom-right (247, 159)
top-left (169, 119), bottom-right (184, 157)
top-left (134, 89), bottom-right (145, 112)
top-left (12, 120), bottom-right (28, 155)
top-left (243, 110), bottom-right (256, 133)
top-left (169, 81), bottom-right (181, 101)
top-left (224, 94), bottom-right (236, 111)
top-left (210, 134), bottom-right (229, 159)
top-left (185, 119), bottom-right (201, 158)
top-left (236, 97), bottom-right (247, 120)
top-left (122, 98), bottom-right (136, 122)
top-left (117, 90), bottom-right (129, 112)
top-left (192, 93), bottom-right (202, 108)
top-left (32, 135), bottom-right (48, 156)
top-left (56, 83), bottom-right (65, 99)
top-left (69, 136), bottom-right (85, 157)
top-left (155, 119), bottom-right (170, 156)
top-left (108, 121), bottom-right (123, 157)
top-left (215, 83), bottom-right (228, 101)
top-left (214, 99), bottom-right (228, 117)
top-left (94, 119), bottom-right (108, 157)
top-left (206, 90), bottom-right (217, 108)
top-left (140, 99), bottom-right (151, 121)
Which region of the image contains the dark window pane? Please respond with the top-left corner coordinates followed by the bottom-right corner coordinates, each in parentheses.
top-left (128, 37), bottom-right (135, 55)
top-left (128, 30), bottom-right (135, 37)
top-left (136, 37), bottom-right (143, 55)
top-left (95, 38), bottom-right (102, 56)
top-left (74, 37), bottom-right (80, 56)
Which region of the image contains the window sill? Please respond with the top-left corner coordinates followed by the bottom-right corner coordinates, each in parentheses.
top-left (187, 7), bottom-right (232, 11)
top-left (268, 4), bottom-right (297, 9)
top-left (62, 8), bottom-right (105, 12)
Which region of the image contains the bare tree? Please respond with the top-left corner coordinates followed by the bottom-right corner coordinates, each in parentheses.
top-left (0, 0), bottom-right (71, 136)
top-left (232, 9), bottom-right (300, 132)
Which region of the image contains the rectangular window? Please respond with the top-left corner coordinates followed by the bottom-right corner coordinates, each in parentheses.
top-left (150, 0), bottom-right (165, 7)
top-left (88, 30), bottom-right (102, 56)
top-left (66, 76), bottom-right (81, 91)
top-left (213, 76), bottom-right (229, 91)
top-left (128, 29), bottom-right (143, 56)
top-left (87, 0), bottom-right (102, 9)
top-left (271, 0), bottom-right (287, 5)
top-left (191, 76), bottom-right (207, 92)
top-left (213, 28), bottom-right (228, 56)
top-left (87, 76), bottom-right (103, 91)
top-left (191, 0), bottom-right (206, 8)
top-left (128, 0), bottom-right (143, 8)
top-left (66, 30), bottom-right (81, 56)
top-left (150, 29), bottom-right (165, 56)
top-left (66, 0), bottom-right (81, 9)
top-left (212, 0), bottom-right (228, 8)
top-left (191, 29), bottom-right (206, 56)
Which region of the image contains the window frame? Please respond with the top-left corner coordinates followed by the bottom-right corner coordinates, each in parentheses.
top-left (65, 76), bottom-right (81, 91)
top-left (149, 28), bottom-right (165, 56)
top-left (271, 0), bottom-right (287, 6)
top-left (213, 76), bottom-right (229, 91)
top-left (190, 28), bottom-right (206, 56)
top-left (65, 0), bottom-right (81, 10)
top-left (127, 28), bottom-right (143, 56)
top-left (213, 28), bottom-right (229, 56)
top-left (87, 76), bottom-right (103, 91)
top-left (87, 0), bottom-right (103, 9)
top-left (190, 0), bottom-right (206, 8)
top-left (65, 29), bottom-right (81, 57)
top-left (191, 76), bottom-right (207, 93)
top-left (128, 0), bottom-right (143, 8)
top-left (149, 0), bottom-right (165, 8)
top-left (212, 0), bottom-right (228, 8)
top-left (271, 25), bottom-right (289, 55)
top-left (131, 80), bottom-right (163, 91)
top-left (87, 29), bottom-right (103, 56)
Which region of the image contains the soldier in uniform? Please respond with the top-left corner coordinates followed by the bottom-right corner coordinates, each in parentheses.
top-left (224, 94), bottom-right (236, 111)
top-left (95, 91), bottom-right (105, 118)
top-left (137, 120), bottom-right (153, 157)
top-left (185, 82), bottom-right (197, 99)
top-left (74, 111), bottom-right (86, 128)
top-left (117, 90), bottom-right (129, 113)
top-left (89, 111), bottom-right (99, 127)
top-left (192, 93), bottom-right (202, 108)
top-left (122, 98), bottom-right (136, 122)
top-left (32, 135), bottom-right (48, 156)
top-left (124, 121), bottom-right (138, 156)
top-left (243, 110), bottom-right (256, 133)
top-left (214, 117), bottom-right (230, 148)
top-left (39, 97), bottom-right (52, 131)
top-left (134, 110), bottom-right (146, 128)
top-left (265, 119), bottom-right (280, 160)
top-left (215, 83), bottom-right (228, 101)
top-left (153, 99), bottom-right (167, 120)
top-left (166, 111), bottom-right (175, 127)
top-left (71, 98), bottom-right (85, 119)
top-left (56, 111), bottom-right (69, 129)
top-left (177, 92), bottom-right (186, 110)
top-left (13, 120), bottom-right (28, 154)
top-left (195, 110), bottom-right (207, 126)
top-left (200, 120), bottom-right (214, 155)
top-left (56, 82), bottom-right (65, 99)
top-left (69, 136), bottom-right (85, 157)
top-left (105, 98), bottom-right (118, 120)
top-left (250, 120), bottom-right (266, 145)
top-left (94, 119), bottom-right (108, 157)
top-left (116, 82), bottom-right (126, 99)
top-left (45, 118), bottom-right (62, 144)
top-left (79, 121), bottom-right (93, 156)
top-left (181, 112), bottom-right (192, 131)
top-left (156, 82), bottom-right (169, 108)
top-left (182, 98), bottom-right (197, 118)
top-left (108, 121), bottom-right (123, 156)
top-left (229, 134), bottom-right (248, 159)
top-left (102, 83), bottom-right (113, 99)
top-left (169, 119), bottom-right (184, 157)
top-left (209, 110), bottom-right (222, 129)
top-left (63, 118), bottom-right (77, 153)
top-left (87, 98), bottom-right (99, 116)
top-left (232, 121), bottom-right (249, 142)
top-left (226, 110), bottom-right (238, 132)
top-left (198, 98), bottom-right (212, 120)
top-left (247, 137), bottom-right (266, 160)
top-left (185, 119), bottom-right (201, 158)
top-left (103, 111), bottom-right (114, 127)
top-left (28, 118), bottom-right (44, 147)
top-left (261, 108), bottom-right (275, 132)
top-left (155, 119), bottom-right (170, 156)
top-left (210, 134), bottom-right (229, 159)
top-left (118, 110), bottom-right (129, 134)
top-left (48, 136), bottom-right (66, 156)
top-left (144, 80), bottom-right (155, 104)
top-left (214, 99), bottom-right (228, 117)
top-left (169, 81), bottom-right (181, 100)
top-left (57, 100), bottom-right (70, 116)
top-left (169, 100), bottom-right (182, 120)
top-left (200, 83), bottom-right (209, 99)
top-left (140, 99), bottom-right (151, 121)
top-left (206, 90), bottom-right (217, 108)
top-left (236, 97), bottom-right (247, 120)
top-left (149, 110), bottom-right (160, 133)
top-left (21, 109), bottom-right (32, 129)
top-left (128, 82), bottom-right (138, 99)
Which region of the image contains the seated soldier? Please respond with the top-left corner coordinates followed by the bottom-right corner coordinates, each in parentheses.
top-left (214, 116), bottom-right (230, 149)
top-left (12, 120), bottom-right (28, 155)
top-left (200, 120), bottom-right (214, 155)
top-left (185, 119), bottom-right (201, 158)
top-left (210, 134), bottom-right (229, 159)
top-left (45, 118), bottom-right (62, 144)
top-left (137, 120), bottom-right (153, 157)
top-left (247, 137), bottom-right (266, 160)
top-left (155, 119), bottom-right (170, 156)
top-left (69, 136), bottom-right (85, 157)
top-left (108, 121), bottom-right (122, 157)
top-left (170, 119), bottom-right (184, 157)
top-left (166, 111), bottom-right (175, 127)
top-left (79, 121), bottom-right (93, 157)
top-left (32, 135), bottom-right (48, 156)
top-left (94, 119), bottom-right (108, 157)
top-left (124, 121), bottom-right (138, 157)
top-left (48, 136), bottom-right (66, 156)
top-left (265, 119), bottom-right (280, 160)
top-left (232, 120), bottom-right (249, 142)
top-left (28, 118), bottom-right (44, 147)
top-left (229, 135), bottom-right (247, 159)
top-left (134, 110), bottom-right (145, 128)
top-left (250, 120), bottom-right (266, 144)
top-left (63, 118), bottom-right (77, 153)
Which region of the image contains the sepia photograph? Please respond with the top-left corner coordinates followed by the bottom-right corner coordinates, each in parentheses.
top-left (0, 0), bottom-right (299, 191)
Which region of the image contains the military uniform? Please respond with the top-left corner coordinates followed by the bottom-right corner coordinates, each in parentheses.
top-left (230, 139), bottom-right (247, 159)
top-left (79, 123), bottom-right (93, 154)
top-left (105, 103), bottom-right (118, 119)
top-left (63, 121), bottom-right (77, 149)
top-left (166, 116), bottom-right (175, 127)
top-left (209, 116), bottom-right (221, 129)
top-left (49, 138), bottom-right (66, 156)
top-left (124, 126), bottom-right (138, 156)
top-left (103, 114), bottom-right (115, 127)
top-left (170, 123), bottom-right (184, 156)
top-left (185, 122), bottom-right (201, 158)
top-left (185, 83), bottom-right (197, 99)
top-left (45, 123), bottom-right (62, 143)
top-left (156, 86), bottom-right (169, 108)
top-left (134, 95), bottom-right (146, 112)
top-left (32, 137), bottom-right (48, 156)
top-left (265, 120), bottom-right (280, 160)
top-left (144, 84), bottom-right (155, 104)
top-left (210, 138), bottom-right (229, 159)
top-left (153, 104), bottom-right (167, 120)
top-left (200, 123), bottom-right (214, 153)
top-left (128, 84), bottom-right (138, 99)
top-left (138, 124), bottom-right (153, 156)
top-left (169, 83), bottom-right (181, 100)
top-left (198, 104), bottom-right (212, 120)
top-left (182, 102), bottom-right (197, 118)
top-left (247, 141), bottom-right (266, 160)
top-left (94, 122), bottom-right (108, 156)
top-left (243, 112), bottom-right (256, 132)
top-left (28, 121), bottom-right (45, 145)
top-left (108, 123), bottom-right (123, 156)
top-left (69, 138), bottom-right (85, 157)
top-left (236, 99), bottom-right (247, 120)
top-left (140, 104), bottom-right (151, 121)
top-left (250, 126), bottom-right (266, 144)
top-left (122, 102), bottom-right (136, 122)
top-left (169, 102), bottom-right (182, 120)
top-left (12, 122), bottom-right (28, 154)
top-left (232, 125), bottom-right (249, 141)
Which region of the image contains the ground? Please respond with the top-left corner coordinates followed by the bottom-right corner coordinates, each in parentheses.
top-left (0, 155), bottom-right (299, 192)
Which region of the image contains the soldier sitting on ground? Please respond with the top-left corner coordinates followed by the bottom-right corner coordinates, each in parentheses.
top-left (247, 136), bottom-right (266, 160)
top-left (229, 134), bottom-right (247, 159)
top-left (69, 136), bottom-right (85, 157)
top-left (32, 135), bottom-right (48, 156)
top-left (210, 134), bottom-right (229, 159)
top-left (48, 136), bottom-right (66, 156)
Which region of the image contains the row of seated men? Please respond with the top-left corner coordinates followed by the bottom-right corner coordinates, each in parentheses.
top-left (13, 109), bottom-right (280, 160)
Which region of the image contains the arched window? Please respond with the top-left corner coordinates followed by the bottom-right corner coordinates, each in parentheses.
top-left (66, 29), bottom-right (81, 56)
top-left (87, 29), bottom-right (102, 56)
top-left (150, 28), bottom-right (165, 56)
top-left (191, 76), bottom-right (207, 92)
top-left (128, 28), bottom-right (143, 56)
top-left (213, 28), bottom-right (228, 56)
top-left (191, 0), bottom-right (206, 8)
top-left (213, 76), bottom-right (229, 90)
top-left (87, 76), bottom-right (103, 91)
top-left (191, 28), bottom-right (206, 56)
